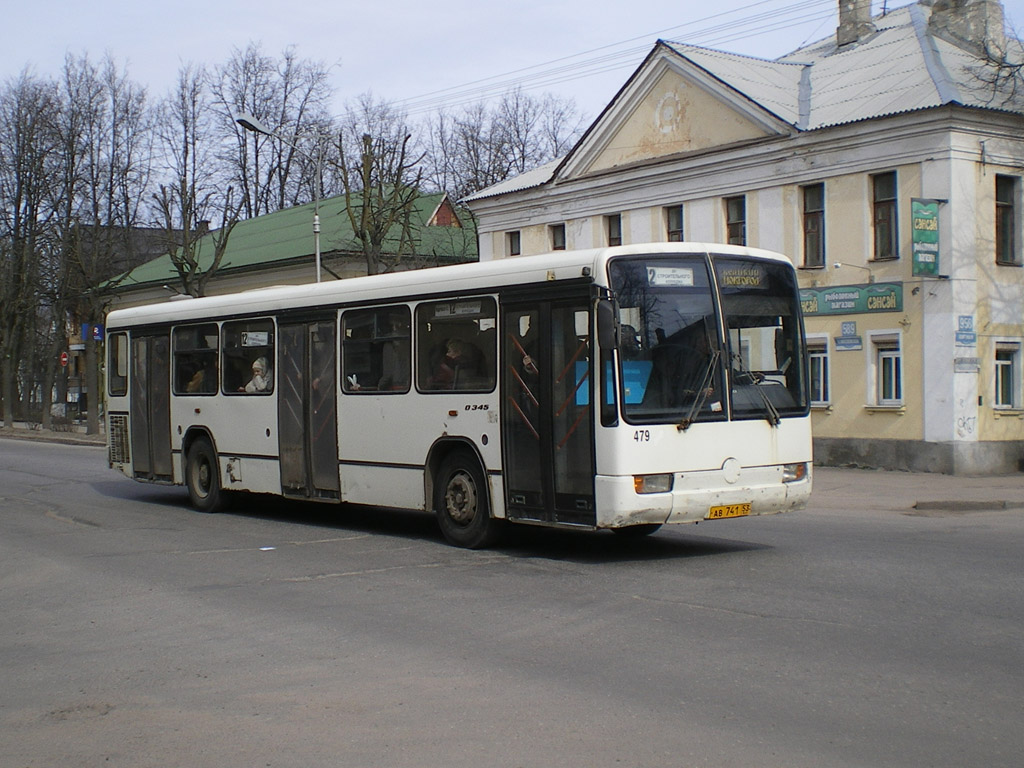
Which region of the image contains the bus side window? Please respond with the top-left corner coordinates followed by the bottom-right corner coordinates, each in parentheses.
top-left (222, 319), bottom-right (275, 394)
top-left (173, 324), bottom-right (219, 395)
top-left (416, 299), bottom-right (496, 392)
top-left (108, 332), bottom-right (128, 397)
top-left (341, 306), bottom-right (410, 393)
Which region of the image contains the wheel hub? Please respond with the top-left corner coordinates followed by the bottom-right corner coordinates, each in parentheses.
top-left (445, 472), bottom-right (477, 525)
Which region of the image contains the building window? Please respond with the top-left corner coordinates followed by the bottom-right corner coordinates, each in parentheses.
top-left (996, 175), bottom-right (1019, 265)
top-left (665, 205), bottom-right (684, 241)
top-left (808, 340), bottom-right (830, 405)
top-left (506, 230), bottom-right (521, 257)
top-left (872, 171), bottom-right (898, 260)
top-left (606, 214), bottom-right (622, 246)
top-left (994, 343), bottom-right (1020, 408)
top-left (725, 196), bottom-right (746, 245)
top-left (550, 223), bottom-right (566, 251)
top-left (802, 183), bottom-right (825, 268)
top-left (871, 334), bottom-right (902, 406)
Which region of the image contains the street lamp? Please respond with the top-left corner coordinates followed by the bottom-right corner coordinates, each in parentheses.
top-left (235, 111), bottom-right (324, 283)
top-left (833, 262), bottom-right (875, 283)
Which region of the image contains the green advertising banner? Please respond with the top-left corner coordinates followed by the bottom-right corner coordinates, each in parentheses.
top-left (912, 198), bottom-right (940, 276)
top-left (800, 282), bottom-right (903, 316)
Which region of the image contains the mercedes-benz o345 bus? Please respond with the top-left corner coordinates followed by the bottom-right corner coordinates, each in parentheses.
top-left (106, 243), bottom-right (812, 548)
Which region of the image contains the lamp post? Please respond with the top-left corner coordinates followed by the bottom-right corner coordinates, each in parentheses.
top-left (235, 111), bottom-right (324, 283)
top-left (833, 262), bottom-right (875, 283)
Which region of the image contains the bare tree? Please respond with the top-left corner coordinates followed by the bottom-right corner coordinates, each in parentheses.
top-left (0, 72), bottom-right (58, 426)
top-left (153, 64), bottom-right (240, 297)
top-left (53, 55), bottom-right (152, 433)
top-left (420, 88), bottom-right (585, 200)
top-left (210, 42), bottom-right (335, 218)
top-left (336, 94), bottom-right (423, 275)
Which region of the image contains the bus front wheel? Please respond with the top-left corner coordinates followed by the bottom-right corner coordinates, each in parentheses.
top-left (185, 437), bottom-right (225, 513)
top-left (434, 451), bottom-right (500, 549)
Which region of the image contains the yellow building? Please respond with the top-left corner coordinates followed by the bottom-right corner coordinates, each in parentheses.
top-left (466, 0), bottom-right (1024, 474)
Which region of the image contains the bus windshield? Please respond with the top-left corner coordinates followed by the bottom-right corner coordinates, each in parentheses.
top-left (608, 253), bottom-right (808, 425)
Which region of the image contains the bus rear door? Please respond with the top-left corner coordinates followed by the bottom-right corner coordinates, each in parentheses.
top-left (129, 332), bottom-right (173, 481)
top-left (278, 318), bottom-right (340, 500)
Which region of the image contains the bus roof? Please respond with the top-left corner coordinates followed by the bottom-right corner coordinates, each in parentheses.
top-left (106, 242), bottom-right (794, 328)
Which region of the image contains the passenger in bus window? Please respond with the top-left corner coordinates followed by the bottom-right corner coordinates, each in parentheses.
top-left (430, 338), bottom-right (482, 389)
top-left (242, 356), bottom-right (272, 393)
top-left (186, 360), bottom-right (216, 393)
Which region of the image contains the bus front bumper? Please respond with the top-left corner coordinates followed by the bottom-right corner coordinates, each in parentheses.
top-left (593, 463), bottom-right (812, 529)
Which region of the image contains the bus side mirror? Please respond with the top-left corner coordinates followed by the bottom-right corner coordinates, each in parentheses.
top-left (597, 299), bottom-right (618, 351)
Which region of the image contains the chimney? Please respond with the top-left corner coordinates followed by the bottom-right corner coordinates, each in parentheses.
top-left (837, 0), bottom-right (876, 47)
top-left (928, 0), bottom-right (1006, 56)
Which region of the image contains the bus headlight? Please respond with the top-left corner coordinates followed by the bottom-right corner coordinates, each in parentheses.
top-left (782, 462), bottom-right (808, 483)
top-left (634, 473), bottom-right (674, 494)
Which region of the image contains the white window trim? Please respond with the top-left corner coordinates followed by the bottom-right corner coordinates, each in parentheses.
top-left (993, 339), bottom-right (1022, 410)
top-left (866, 330), bottom-right (903, 408)
top-left (807, 333), bottom-right (831, 407)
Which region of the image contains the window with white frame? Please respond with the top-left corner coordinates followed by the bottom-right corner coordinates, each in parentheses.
top-left (808, 338), bottom-right (830, 406)
top-left (994, 342), bottom-right (1020, 408)
top-left (871, 333), bottom-right (902, 406)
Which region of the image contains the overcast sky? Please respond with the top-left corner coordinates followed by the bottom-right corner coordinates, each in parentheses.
top-left (2, 0), bottom-right (1022, 122)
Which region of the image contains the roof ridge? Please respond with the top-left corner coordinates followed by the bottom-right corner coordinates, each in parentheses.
top-left (663, 39), bottom-right (806, 68)
top-left (909, 2), bottom-right (963, 105)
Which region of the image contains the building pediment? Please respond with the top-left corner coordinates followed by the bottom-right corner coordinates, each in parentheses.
top-left (558, 43), bottom-right (798, 180)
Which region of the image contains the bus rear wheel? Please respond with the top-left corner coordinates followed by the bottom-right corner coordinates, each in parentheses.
top-left (434, 451), bottom-right (501, 549)
top-left (185, 437), bottom-right (225, 513)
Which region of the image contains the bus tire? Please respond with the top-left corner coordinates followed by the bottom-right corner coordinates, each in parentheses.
top-left (612, 523), bottom-right (662, 538)
top-left (434, 451), bottom-right (501, 549)
top-left (185, 437), bottom-right (225, 513)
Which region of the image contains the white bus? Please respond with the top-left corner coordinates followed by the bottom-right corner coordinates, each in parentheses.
top-left (106, 243), bottom-right (812, 547)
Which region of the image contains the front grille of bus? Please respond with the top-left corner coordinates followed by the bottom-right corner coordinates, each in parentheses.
top-left (108, 413), bottom-right (130, 464)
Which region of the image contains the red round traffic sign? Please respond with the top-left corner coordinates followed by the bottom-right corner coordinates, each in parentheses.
top-left (60, 352), bottom-right (69, 367)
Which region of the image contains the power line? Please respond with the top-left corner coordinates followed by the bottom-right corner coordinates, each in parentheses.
top-left (392, 0), bottom-right (837, 117)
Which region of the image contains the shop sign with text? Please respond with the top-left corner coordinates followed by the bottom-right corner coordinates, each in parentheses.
top-left (912, 198), bottom-right (940, 276)
top-left (800, 283), bottom-right (903, 316)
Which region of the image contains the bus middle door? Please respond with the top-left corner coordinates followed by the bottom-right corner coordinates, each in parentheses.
top-left (129, 332), bottom-right (173, 481)
top-left (502, 299), bottom-right (596, 527)
top-left (278, 318), bottom-right (340, 500)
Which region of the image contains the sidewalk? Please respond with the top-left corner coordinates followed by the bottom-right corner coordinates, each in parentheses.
top-left (0, 422), bottom-right (106, 447)
top-left (811, 465), bottom-right (1024, 515)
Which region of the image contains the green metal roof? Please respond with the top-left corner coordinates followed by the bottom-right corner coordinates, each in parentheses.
top-left (118, 191), bottom-right (477, 288)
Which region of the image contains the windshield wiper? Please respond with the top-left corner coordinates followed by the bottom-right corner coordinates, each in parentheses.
top-left (677, 350), bottom-right (720, 432)
top-left (731, 356), bottom-right (781, 427)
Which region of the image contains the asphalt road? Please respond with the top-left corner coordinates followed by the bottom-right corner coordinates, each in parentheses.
top-left (2, 438), bottom-right (1022, 767)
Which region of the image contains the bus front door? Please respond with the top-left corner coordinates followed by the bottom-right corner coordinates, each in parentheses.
top-left (278, 319), bottom-right (340, 500)
top-left (129, 333), bottom-right (173, 481)
top-left (502, 301), bottom-right (596, 526)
